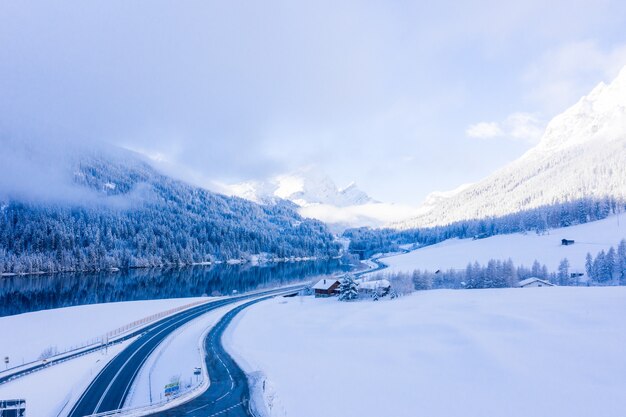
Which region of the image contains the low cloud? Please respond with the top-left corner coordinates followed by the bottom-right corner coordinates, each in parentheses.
top-left (466, 113), bottom-right (544, 143)
top-left (466, 122), bottom-right (503, 139)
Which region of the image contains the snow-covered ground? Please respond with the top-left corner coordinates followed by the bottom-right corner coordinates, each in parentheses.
top-left (382, 214), bottom-right (626, 274)
top-left (0, 297), bottom-right (207, 417)
top-left (226, 287), bottom-right (626, 417)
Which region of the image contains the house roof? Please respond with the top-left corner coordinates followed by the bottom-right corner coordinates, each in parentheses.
top-left (518, 277), bottom-right (555, 287)
top-left (313, 278), bottom-right (340, 290)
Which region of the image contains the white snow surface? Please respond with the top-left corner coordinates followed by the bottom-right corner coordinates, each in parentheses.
top-left (0, 298), bottom-right (207, 366)
top-left (226, 287), bottom-right (626, 417)
top-left (382, 214), bottom-right (626, 274)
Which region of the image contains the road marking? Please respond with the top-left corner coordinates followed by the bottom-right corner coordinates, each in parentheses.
top-left (70, 287), bottom-right (302, 417)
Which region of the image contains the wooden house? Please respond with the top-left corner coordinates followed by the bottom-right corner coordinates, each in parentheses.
top-left (313, 278), bottom-right (341, 297)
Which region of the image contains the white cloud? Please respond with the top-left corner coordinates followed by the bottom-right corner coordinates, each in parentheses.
top-left (505, 112), bottom-right (544, 142)
top-left (466, 122), bottom-right (503, 139)
top-left (466, 112), bottom-right (544, 143)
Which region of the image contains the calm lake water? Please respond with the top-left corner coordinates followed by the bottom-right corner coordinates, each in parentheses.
top-left (0, 260), bottom-right (349, 317)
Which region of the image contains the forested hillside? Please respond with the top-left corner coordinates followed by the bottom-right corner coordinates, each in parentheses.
top-left (0, 147), bottom-right (340, 274)
top-left (345, 197), bottom-right (624, 258)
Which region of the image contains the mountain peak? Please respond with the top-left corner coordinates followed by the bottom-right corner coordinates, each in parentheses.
top-left (533, 65), bottom-right (626, 154)
top-left (226, 170), bottom-right (375, 208)
top-left (394, 66), bottom-right (626, 229)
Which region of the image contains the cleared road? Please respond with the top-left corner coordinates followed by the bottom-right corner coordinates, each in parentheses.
top-left (67, 287), bottom-right (301, 417)
top-left (155, 295), bottom-right (281, 417)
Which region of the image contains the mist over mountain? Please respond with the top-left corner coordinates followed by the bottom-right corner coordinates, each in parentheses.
top-left (0, 141), bottom-right (340, 274)
top-left (395, 66), bottom-right (626, 229)
top-left (225, 169), bottom-right (418, 229)
top-left (225, 168), bottom-right (375, 207)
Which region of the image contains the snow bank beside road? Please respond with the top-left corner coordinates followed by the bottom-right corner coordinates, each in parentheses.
top-left (226, 287), bottom-right (626, 417)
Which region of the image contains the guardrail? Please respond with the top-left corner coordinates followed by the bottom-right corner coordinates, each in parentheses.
top-left (0, 299), bottom-right (211, 386)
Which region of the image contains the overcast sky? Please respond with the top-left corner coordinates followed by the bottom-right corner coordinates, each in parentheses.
top-left (2, 1), bottom-right (626, 205)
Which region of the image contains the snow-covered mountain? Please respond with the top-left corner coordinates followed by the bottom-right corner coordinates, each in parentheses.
top-left (0, 141), bottom-right (340, 274)
top-left (395, 65), bottom-right (626, 229)
top-left (225, 169), bottom-right (420, 229)
top-left (227, 168), bottom-right (375, 207)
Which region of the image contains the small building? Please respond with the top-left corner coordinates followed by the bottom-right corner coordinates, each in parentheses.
top-left (473, 233), bottom-right (489, 240)
top-left (358, 279), bottom-right (391, 297)
top-left (518, 277), bottom-right (555, 288)
top-left (561, 239), bottom-right (575, 246)
top-left (313, 278), bottom-right (341, 297)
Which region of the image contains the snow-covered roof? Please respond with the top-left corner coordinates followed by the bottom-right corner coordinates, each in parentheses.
top-left (359, 279), bottom-right (391, 290)
top-left (518, 277), bottom-right (555, 287)
top-left (313, 278), bottom-right (340, 290)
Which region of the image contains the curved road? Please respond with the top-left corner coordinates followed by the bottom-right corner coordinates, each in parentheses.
top-left (67, 287), bottom-right (301, 417)
top-left (155, 295), bottom-right (278, 417)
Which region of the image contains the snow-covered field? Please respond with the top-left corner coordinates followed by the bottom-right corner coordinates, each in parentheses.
top-left (383, 214), bottom-right (626, 274)
top-left (226, 287), bottom-right (626, 417)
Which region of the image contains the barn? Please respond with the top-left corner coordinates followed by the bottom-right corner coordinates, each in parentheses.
top-left (561, 239), bottom-right (575, 246)
top-left (313, 278), bottom-right (341, 297)
top-left (518, 277), bottom-right (555, 288)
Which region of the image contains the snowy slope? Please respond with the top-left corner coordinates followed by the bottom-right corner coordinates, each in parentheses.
top-left (396, 66), bottom-right (626, 229)
top-left (382, 214), bottom-right (626, 274)
top-left (226, 287), bottom-right (626, 417)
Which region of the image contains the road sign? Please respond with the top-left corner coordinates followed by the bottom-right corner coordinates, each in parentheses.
top-left (193, 367), bottom-right (201, 376)
top-left (0, 399), bottom-right (26, 417)
top-left (164, 381), bottom-right (180, 397)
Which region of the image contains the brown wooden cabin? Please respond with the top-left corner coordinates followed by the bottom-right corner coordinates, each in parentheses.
top-left (313, 278), bottom-right (341, 297)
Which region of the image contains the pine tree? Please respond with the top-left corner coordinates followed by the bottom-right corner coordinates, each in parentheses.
top-left (605, 247), bottom-right (616, 283)
top-left (585, 252), bottom-right (594, 280)
top-left (618, 239), bottom-right (626, 283)
top-left (594, 250), bottom-right (606, 282)
top-left (558, 258), bottom-right (570, 285)
top-left (338, 274), bottom-right (359, 301)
